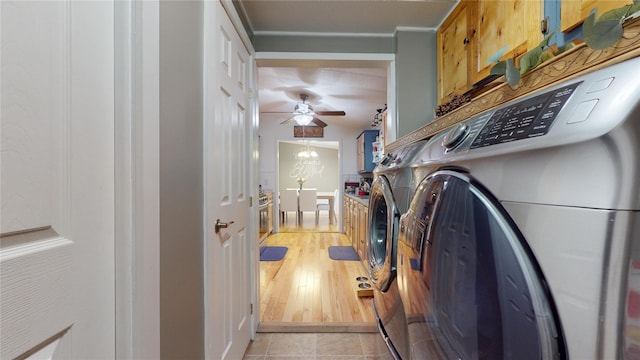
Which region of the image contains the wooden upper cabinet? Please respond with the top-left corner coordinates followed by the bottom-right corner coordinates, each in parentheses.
top-left (474, 0), bottom-right (542, 83)
top-left (562, 0), bottom-right (632, 32)
top-left (437, 0), bottom-right (543, 105)
top-left (437, 1), bottom-right (472, 103)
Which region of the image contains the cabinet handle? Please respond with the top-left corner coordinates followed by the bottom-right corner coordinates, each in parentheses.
top-left (463, 37), bottom-right (470, 45)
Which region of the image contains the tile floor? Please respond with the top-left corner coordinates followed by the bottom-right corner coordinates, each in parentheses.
top-left (243, 332), bottom-right (394, 359)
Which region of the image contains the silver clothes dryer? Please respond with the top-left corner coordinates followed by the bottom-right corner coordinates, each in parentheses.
top-left (397, 57), bottom-right (640, 359)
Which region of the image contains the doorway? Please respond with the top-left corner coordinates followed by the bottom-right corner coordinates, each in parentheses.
top-left (277, 140), bottom-right (340, 233)
top-left (256, 55), bottom-right (393, 331)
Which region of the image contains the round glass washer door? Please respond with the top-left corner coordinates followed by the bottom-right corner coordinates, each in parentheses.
top-left (367, 175), bottom-right (400, 292)
top-left (413, 170), bottom-right (564, 359)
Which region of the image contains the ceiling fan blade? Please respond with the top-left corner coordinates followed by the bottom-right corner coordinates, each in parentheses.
top-left (311, 117), bottom-right (328, 128)
top-left (315, 110), bottom-right (345, 116)
top-left (280, 116), bottom-right (295, 125)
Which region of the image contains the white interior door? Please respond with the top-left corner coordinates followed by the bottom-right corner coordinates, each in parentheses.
top-left (204, 2), bottom-right (253, 359)
top-left (1, 1), bottom-right (115, 359)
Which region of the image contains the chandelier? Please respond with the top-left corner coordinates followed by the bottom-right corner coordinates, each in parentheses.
top-left (290, 142), bottom-right (324, 180)
top-left (297, 144), bottom-right (318, 158)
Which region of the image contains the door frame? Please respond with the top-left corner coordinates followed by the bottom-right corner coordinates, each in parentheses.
top-left (114, 2), bottom-right (259, 356)
top-left (255, 53), bottom-right (395, 329)
top-left (114, 1), bottom-right (161, 358)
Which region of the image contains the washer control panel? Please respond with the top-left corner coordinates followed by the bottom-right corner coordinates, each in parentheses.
top-left (377, 140), bottom-right (426, 170)
top-left (470, 82), bottom-right (581, 149)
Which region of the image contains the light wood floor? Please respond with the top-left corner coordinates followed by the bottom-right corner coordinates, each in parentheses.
top-left (259, 229), bottom-right (376, 332)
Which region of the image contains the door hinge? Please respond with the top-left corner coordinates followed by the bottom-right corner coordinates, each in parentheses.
top-left (250, 196), bottom-right (253, 207)
top-left (250, 303), bottom-right (253, 314)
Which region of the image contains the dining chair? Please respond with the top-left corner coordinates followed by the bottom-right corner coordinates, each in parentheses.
top-left (279, 189), bottom-right (299, 225)
top-left (298, 189), bottom-right (318, 225)
top-left (316, 188), bottom-right (338, 224)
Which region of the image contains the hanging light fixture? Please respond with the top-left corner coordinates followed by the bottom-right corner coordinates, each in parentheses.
top-left (297, 142), bottom-right (319, 158)
top-left (293, 94), bottom-right (316, 126)
top-left (290, 141), bottom-right (324, 182)
top-left (294, 114), bottom-right (314, 126)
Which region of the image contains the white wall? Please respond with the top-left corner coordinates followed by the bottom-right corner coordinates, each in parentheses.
top-left (278, 142), bottom-right (340, 192)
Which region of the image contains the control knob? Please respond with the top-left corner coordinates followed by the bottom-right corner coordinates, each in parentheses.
top-left (442, 123), bottom-right (469, 150)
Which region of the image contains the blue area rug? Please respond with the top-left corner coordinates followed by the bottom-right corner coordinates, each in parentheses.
top-left (260, 246), bottom-right (288, 261)
top-left (328, 246), bottom-right (360, 261)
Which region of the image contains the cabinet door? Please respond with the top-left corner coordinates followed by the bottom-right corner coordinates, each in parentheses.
top-left (562, 0), bottom-right (631, 32)
top-left (437, 1), bottom-right (472, 103)
top-left (344, 197), bottom-right (350, 236)
top-left (351, 200), bottom-right (358, 243)
top-left (473, 0), bottom-right (542, 83)
top-left (358, 203), bottom-right (367, 262)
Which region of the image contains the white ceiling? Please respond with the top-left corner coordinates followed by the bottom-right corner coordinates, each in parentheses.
top-left (258, 66), bottom-right (388, 129)
top-left (240, 0), bottom-right (458, 129)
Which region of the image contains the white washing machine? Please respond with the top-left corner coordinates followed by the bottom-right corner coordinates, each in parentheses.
top-left (367, 140), bottom-right (427, 359)
top-left (396, 57), bottom-right (640, 359)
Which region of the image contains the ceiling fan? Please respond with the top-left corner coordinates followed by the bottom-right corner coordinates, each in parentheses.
top-left (275, 94), bottom-right (345, 128)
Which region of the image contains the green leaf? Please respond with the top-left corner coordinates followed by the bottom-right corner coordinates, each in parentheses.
top-left (487, 45), bottom-right (509, 64)
top-left (599, 4), bottom-right (640, 20)
top-left (519, 47), bottom-right (542, 75)
top-left (536, 48), bottom-right (556, 67)
top-left (505, 58), bottom-right (520, 88)
top-left (583, 7), bottom-right (598, 34)
top-left (585, 18), bottom-right (624, 49)
top-left (625, 4), bottom-right (640, 19)
top-left (537, 28), bottom-right (558, 49)
top-left (490, 60), bottom-right (507, 75)
top-left (557, 41), bottom-right (575, 54)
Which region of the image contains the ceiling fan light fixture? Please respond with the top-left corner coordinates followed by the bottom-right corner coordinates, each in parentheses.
top-left (294, 114), bottom-right (314, 126)
top-left (294, 103), bottom-right (313, 114)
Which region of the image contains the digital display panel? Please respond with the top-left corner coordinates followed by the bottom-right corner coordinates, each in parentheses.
top-left (470, 82), bottom-right (582, 149)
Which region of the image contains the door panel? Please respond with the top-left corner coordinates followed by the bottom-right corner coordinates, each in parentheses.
top-left (1, 1), bottom-right (115, 358)
top-left (205, 2), bottom-right (252, 359)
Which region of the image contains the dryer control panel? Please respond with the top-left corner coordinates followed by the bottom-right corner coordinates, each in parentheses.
top-left (470, 82), bottom-right (581, 148)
